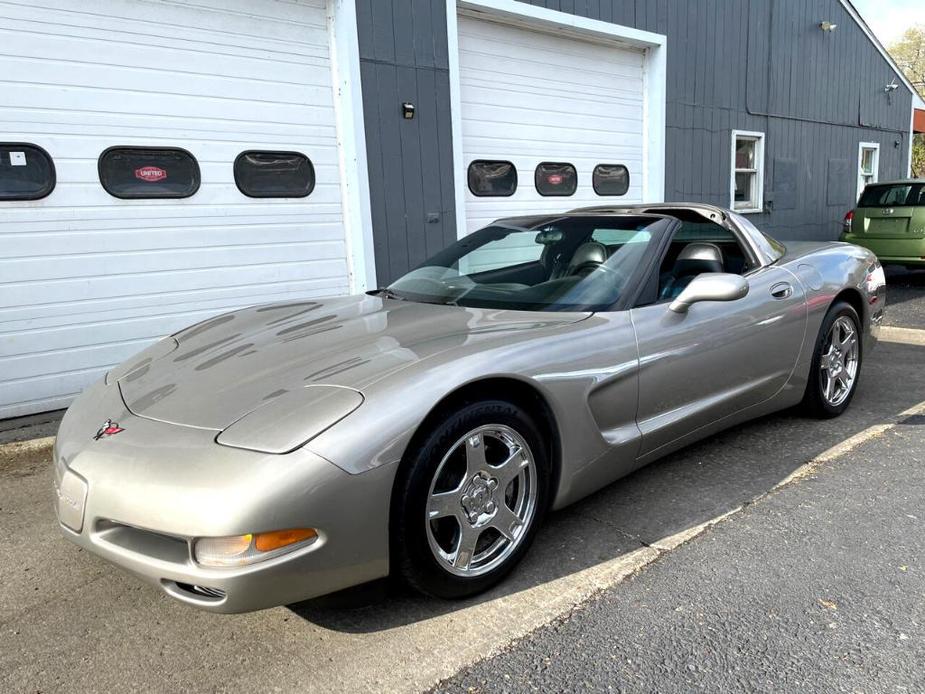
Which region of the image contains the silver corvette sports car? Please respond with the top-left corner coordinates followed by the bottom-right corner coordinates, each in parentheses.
top-left (54, 204), bottom-right (885, 612)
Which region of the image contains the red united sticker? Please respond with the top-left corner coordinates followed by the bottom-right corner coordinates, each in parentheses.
top-left (135, 166), bottom-right (167, 182)
top-left (547, 174), bottom-right (563, 185)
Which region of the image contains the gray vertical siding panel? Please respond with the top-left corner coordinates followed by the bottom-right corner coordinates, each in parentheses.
top-left (357, 0), bottom-right (455, 284)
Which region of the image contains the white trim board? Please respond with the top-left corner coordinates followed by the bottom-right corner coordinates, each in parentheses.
top-left (446, 0), bottom-right (667, 238)
top-left (328, 0), bottom-right (376, 292)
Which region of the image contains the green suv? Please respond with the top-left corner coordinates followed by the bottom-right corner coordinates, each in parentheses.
top-left (841, 180), bottom-right (925, 268)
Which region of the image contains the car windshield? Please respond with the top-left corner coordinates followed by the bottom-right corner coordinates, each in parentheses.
top-left (859, 183), bottom-right (925, 208)
top-left (384, 215), bottom-right (670, 312)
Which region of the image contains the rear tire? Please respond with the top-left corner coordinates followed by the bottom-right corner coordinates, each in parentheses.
top-left (800, 301), bottom-right (862, 418)
top-left (392, 400), bottom-right (550, 599)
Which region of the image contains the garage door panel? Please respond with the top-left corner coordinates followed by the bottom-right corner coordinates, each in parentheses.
top-left (0, 113), bottom-right (339, 147)
top-left (459, 20), bottom-right (644, 69)
top-left (0, 240), bottom-right (346, 284)
top-left (0, 0), bottom-right (349, 417)
top-left (459, 15), bottom-right (647, 234)
top-left (0, 58), bottom-right (335, 106)
top-left (0, 279), bottom-right (331, 334)
top-left (460, 82), bottom-right (645, 112)
top-left (0, 260), bottom-right (349, 320)
top-left (8, 221), bottom-right (346, 258)
top-left (0, 33), bottom-right (332, 86)
top-left (458, 52), bottom-right (643, 92)
top-left (9, 0), bottom-right (328, 47)
top-left (0, 85), bottom-right (334, 126)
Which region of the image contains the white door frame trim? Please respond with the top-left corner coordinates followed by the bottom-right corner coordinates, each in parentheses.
top-left (446, 0), bottom-right (668, 239)
top-left (328, 0), bottom-right (376, 292)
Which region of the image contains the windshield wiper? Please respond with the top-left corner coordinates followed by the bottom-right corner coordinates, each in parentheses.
top-left (368, 287), bottom-right (407, 301)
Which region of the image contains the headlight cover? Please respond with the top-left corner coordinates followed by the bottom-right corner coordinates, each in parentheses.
top-left (216, 385), bottom-right (364, 454)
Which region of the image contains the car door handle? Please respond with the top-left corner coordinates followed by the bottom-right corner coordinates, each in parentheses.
top-left (770, 282), bottom-right (793, 299)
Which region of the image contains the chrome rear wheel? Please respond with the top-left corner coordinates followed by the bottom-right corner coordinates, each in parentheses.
top-left (801, 301), bottom-right (862, 419)
top-left (820, 315), bottom-right (859, 407)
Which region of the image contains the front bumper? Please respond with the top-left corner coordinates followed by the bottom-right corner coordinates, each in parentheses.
top-left (841, 233), bottom-right (925, 266)
top-left (53, 379), bottom-right (396, 613)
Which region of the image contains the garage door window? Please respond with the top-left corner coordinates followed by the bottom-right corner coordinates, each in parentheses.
top-left (0, 143), bottom-right (55, 200)
top-left (234, 151), bottom-right (315, 198)
top-left (99, 147), bottom-right (200, 199)
top-left (468, 160), bottom-right (517, 197)
top-left (592, 164), bottom-right (630, 196)
top-left (535, 162), bottom-right (577, 196)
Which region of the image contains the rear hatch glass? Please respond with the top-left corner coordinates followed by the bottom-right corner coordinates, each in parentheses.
top-left (855, 183), bottom-right (925, 238)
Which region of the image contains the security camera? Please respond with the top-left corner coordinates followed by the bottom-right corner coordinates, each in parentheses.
top-left (884, 79), bottom-right (899, 92)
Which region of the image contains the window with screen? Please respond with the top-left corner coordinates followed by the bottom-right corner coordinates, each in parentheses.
top-left (592, 164), bottom-right (629, 196)
top-left (99, 147), bottom-right (200, 199)
top-left (467, 160), bottom-right (517, 197)
top-left (535, 162), bottom-right (577, 196)
top-left (234, 151), bottom-right (315, 198)
top-left (0, 143), bottom-right (56, 200)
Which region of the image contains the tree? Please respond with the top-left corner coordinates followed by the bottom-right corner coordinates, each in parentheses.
top-left (889, 27), bottom-right (925, 177)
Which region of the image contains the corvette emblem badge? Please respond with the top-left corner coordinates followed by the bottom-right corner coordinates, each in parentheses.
top-left (93, 419), bottom-right (124, 440)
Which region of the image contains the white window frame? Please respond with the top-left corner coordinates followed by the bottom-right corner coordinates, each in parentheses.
top-left (857, 142), bottom-right (880, 200)
top-left (730, 130), bottom-right (765, 214)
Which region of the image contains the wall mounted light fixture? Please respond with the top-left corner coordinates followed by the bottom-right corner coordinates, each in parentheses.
top-left (401, 102), bottom-right (415, 119)
top-left (819, 21), bottom-right (837, 32)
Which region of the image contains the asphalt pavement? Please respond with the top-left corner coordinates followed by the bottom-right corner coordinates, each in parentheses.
top-left (884, 265), bottom-right (925, 330)
top-left (0, 271), bottom-right (923, 693)
top-left (437, 417), bottom-right (925, 693)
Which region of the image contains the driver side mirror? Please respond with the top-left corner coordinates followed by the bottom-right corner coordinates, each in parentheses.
top-left (668, 273), bottom-right (749, 313)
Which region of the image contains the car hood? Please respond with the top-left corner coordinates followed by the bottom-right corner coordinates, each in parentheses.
top-left (116, 294), bottom-right (589, 430)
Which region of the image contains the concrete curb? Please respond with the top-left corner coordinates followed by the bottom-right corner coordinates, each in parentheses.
top-left (880, 325), bottom-right (925, 346)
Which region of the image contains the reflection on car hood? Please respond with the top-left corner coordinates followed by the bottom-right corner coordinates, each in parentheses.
top-left (117, 294), bottom-right (588, 430)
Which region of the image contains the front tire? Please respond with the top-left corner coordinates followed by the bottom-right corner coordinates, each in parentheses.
top-left (392, 400), bottom-right (550, 599)
top-left (801, 301), bottom-right (862, 418)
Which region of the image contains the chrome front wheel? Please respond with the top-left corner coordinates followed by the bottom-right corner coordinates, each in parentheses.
top-left (425, 425), bottom-right (538, 577)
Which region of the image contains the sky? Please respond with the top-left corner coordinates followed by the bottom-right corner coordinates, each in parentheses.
top-left (851, 0), bottom-right (925, 46)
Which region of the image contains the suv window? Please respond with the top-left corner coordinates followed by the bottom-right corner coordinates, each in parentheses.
top-left (859, 183), bottom-right (925, 208)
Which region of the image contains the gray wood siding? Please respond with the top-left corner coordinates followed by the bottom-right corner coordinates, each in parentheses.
top-left (359, 0), bottom-right (915, 283)
top-left (356, 0), bottom-right (457, 284)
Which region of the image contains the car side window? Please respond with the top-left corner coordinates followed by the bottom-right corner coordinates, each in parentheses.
top-left (655, 223), bottom-right (750, 303)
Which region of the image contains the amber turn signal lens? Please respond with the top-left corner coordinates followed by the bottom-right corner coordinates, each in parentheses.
top-left (254, 528), bottom-right (318, 552)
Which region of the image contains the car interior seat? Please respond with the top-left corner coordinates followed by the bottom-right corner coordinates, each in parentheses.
top-left (563, 241), bottom-right (608, 277)
top-left (659, 242), bottom-right (724, 300)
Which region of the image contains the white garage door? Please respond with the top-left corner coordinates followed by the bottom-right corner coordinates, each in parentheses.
top-left (458, 14), bottom-right (647, 234)
top-left (0, 0), bottom-right (349, 418)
